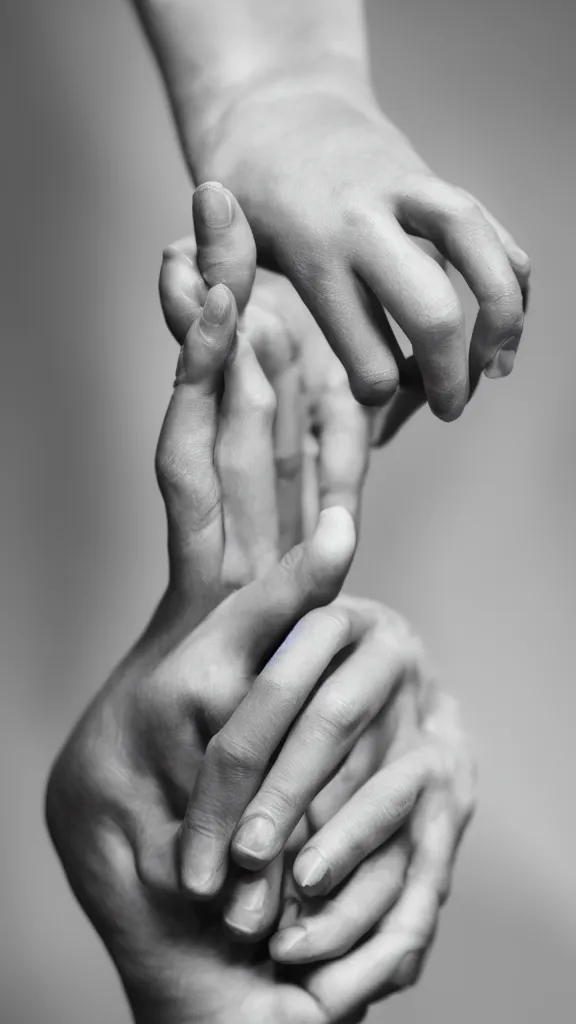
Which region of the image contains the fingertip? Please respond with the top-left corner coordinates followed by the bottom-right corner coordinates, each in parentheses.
top-left (293, 846), bottom-right (332, 896)
top-left (200, 282), bottom-right (235, 332)
top-left (175, 283), bottom-right (237, 385)
top-left (269, 924), bottom-right (309, 962)
top-left (428, 391), bottom-right (467, 423)
top-left (349, 367), bottom-right (399, 408)
top-left (313, 506), bottom-right (357, 566)
top-left (193, 183), bottom-right (256, 313)
top-left (180, 874), bottom-right (222, 901)
top-left (193, 181), bottom-right (235, 230)
top-left (177, 826), bottom-right (227, 900)
top-left (223, 876), bottom-right (272, 941)
top-left (160, 245), bottom-right (203, 343)
top-left (178, 853), bottom-right (225, 901)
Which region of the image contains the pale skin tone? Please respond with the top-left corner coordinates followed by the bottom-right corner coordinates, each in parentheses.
top-left (132, 0), bottom-right (530, 420)
top-left (46, 192), bottom-right (476, 1023)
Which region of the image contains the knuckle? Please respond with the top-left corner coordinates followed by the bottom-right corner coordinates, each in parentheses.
top-left (258, 779), bottom-right (301, 820)
top-left (421, 297), bottom-right (464, 341)
top-left (156, 444), bottom-right (220, 531)
top-left (312, 694), bottom-right (362, 744)
top-left (307, 606), bottom-right (352, 645)
top-left (341, 193), bottom-right (371, 231)
top-left (488, 290), bottom-right (524, 337)
top-left (446, 188), bottom-right (483, 222)
top-left (382, 775), bottom-right (418, 821)
top-left (255, 671), bottom-right (299, 720)
top-left (207, 732), bottom-right (262, 777)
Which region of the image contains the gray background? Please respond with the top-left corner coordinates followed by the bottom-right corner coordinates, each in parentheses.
top-left (1, 0), bottom-right (575, 1021)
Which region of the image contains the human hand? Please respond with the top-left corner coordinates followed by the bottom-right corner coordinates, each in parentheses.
top-left (44, 517), bottom-right (357, 1024)
top-left (45, 336), bottom-right (358, 1024)
top-left (268, 598), bottom-right (477, 1012)
top-left (160, 182), bottom-right (371, 541)
top-left (195, 76), bottom-right (530, 416)
top-left (161, 181), bottom-right (427, 550)
top-left (182, 589), bottom-right (475, 1014)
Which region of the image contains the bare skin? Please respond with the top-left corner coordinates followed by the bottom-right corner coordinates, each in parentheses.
top-left (46, 198), bottom-right (476, 1023)
top-left (133, 0), bottom-right (530, 414)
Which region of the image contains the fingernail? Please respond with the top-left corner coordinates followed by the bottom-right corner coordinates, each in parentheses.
top-left (199, 284), bottom-right (230, 336)
top-left (483, 337), bottom-right (518, 379)
top-left (294, 847), bottom-right (330, 893)
top-left (181, 833), bottom-right (219, 895)
top-left (225, 877), bottom-right (269, 933)
top-left (195, 182), bottom-right (233, 228)
top-left (233, 815), bottom-right (276, 861)
top-left (270, 925), bottom-right (307, 960)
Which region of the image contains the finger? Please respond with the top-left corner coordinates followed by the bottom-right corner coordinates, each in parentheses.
top-left (213, 504), bottom-right (356, 665)
top-left (274, 358), bottom-right (304, 553)
top-left (352, 211), bottom-right (468, 421)
top-left (420, 686), bottom-right (477, 840)
top-left (159, 240), bottom-right (206, 342)
top-left (464, 192), bottom-right (531, 293)
top-left (307, 715), bottom-right (384, 830)
top-left (231, 621), bottom-right (412, 871)
top-left (407, 786), bottom-right (461, 912)
top-left (314, 383), bottom-right (370, 526)
top-left (127, 803), bottom-right (181, 896)
top-left (398, 179), bottom-right (524, 386)
top-left (155, 284), bottom-right (237, 588)
top-left (296, 266), bottom-right (401, 407)
top-left (179, 601), bottom-right (362, 897)
top-left (245, 304), bottom-right (303, 553)
top-left (306, 860), bottom-right (440, 1019)
top-left (217, 333), bottom-right (280, 585)
top-left (193, 182), bottom-right (256, 314)
top-left (223, 854), bottom-right (284, 941)
top-left (291, 745), bottom-right (432, 897)
top-left (270, 835), bottom-right (410, 964)
top-left (301, 433), bottom-right (320, 539)
top-left (369, 356), bottom-right (426, 447)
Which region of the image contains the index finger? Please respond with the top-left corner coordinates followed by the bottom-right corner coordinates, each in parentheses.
top-left (179, 603), bottom-right (360, 898)
top-left (314, 383), bottom-right (370, 527)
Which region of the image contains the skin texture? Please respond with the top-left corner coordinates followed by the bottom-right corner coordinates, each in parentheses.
top-left (160, 182), bottom-right (372, 536)
top-left (46, 189), bottom-right (476, 1024)
top-left (133, 0), bottom-right (530, 415)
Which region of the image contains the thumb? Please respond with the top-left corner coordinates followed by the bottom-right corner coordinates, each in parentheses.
top-left (218, 506), bottom-right (356, 665)
top-left (193, 182), bottom-right (257, 314)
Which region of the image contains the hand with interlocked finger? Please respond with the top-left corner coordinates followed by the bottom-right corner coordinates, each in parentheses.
top-left (180, 594), bottom-right (476, 1013)
top-left (46, 186), bottom-right (476, 1024)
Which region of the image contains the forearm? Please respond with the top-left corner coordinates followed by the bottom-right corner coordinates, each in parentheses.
top-left (131, 0), bottom-right (374, 175)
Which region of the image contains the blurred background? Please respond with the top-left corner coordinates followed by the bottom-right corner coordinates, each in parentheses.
top-left (1, 0), bottom-right (574, 1021)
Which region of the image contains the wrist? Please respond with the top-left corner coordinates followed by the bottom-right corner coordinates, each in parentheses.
top-left (190, 60), bottom-right (380, 185)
